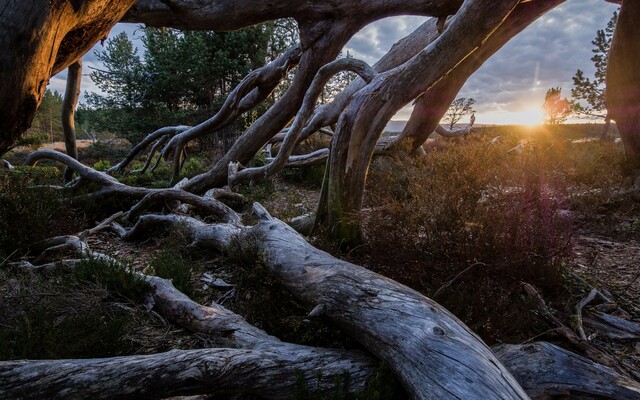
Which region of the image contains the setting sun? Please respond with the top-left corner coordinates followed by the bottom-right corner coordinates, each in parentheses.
top-left (478, 107), bottom-right (545, 126)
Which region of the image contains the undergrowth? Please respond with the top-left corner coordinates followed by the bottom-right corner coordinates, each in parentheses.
top-left (357, 130), bottom-right (624, 342)
top-left (0, 168), bottom-right (85, 261)
top-left (0, 257), bottom-right (206, 360)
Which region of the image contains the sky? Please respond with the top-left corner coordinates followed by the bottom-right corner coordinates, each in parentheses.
top-left (49, 0), bottom-right (619, 126)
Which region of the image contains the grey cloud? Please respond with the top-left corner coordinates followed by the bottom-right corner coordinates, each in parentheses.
top-left (49, 1), bottom-right (619, 119)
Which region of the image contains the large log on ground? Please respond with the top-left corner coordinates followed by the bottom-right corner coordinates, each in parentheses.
top-left (0, 347), bottom-right (374, 400)
top-left (494, 342), bottom-right (640, 399)
top-left (123, 205), bottom-right (528, 399)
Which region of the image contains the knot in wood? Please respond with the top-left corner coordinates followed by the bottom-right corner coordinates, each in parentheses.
top-left (432, 326), bottom-right (445, 336)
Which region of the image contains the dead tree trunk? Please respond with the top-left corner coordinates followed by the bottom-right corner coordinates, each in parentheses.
top-left (0, 347), bottom-right (374, 400)
top-left (62, 60), bottom-right (82, 181)
top-left (606, 0), bottom-right (640, 171)
top-left (121, 205), bottom-right (528, 399)
top-left (0, 0), bottom-right (136, 155)
top-left (62, 60), bottom-right (82, 161)
top-left (400, 0), bottom-right (565, 152)
top-left (494, 342), bottom-right (640, 399)
top-left (318, 0), bottom-right (521, 244)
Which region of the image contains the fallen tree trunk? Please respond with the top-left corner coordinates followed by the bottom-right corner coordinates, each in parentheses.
top-left (494, 342), bottom-right (640, 399)
top-left (122, 204), bottom-right (528, 399)
top-left (0, 347), bottom-right (374, 400)
top-left (2, 243), bottom-right (377, 399)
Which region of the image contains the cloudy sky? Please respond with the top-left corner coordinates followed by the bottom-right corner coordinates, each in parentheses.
top-left (50, 0), bottom-right (618, 125)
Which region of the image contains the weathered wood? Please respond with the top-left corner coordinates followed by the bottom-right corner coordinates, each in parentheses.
top-left (0, 347), bottom-right (375, 400)
top-left (522, 283), bottom-right (627, 375)
top-left (606, 0), bottom-right (640, 168)
top-left (122, 205), bottom-right (528, 399)
top-left (124, 0), bottom-right (461, 31)
top-left (321, 0), bottom-right (521, 243)
top-left (494, 342), bottom-right (640, 399)
top-left (0, 0), bottom-right (136, 154)
top-left (108, 126), bottom-right (190, 174)
top-left (229, 58), bottom-right (376, 187)
top-left (62, 61), bottom-right (82, 161)
top-left (2, 242), bottom-right (377, 399)
top-left (399, 0), bottom-right (565, 151)
top-left (125, 189), bottom-right (240, 224)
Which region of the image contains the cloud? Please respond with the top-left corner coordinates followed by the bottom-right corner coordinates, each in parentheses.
top-left (343, 0), bottom-right (618, 121)
top-left (49, 0), bottom-right (619, 122)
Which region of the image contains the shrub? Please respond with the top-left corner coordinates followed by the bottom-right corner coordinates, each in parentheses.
top-left (93, 159), bottom-right (112, 171)
top-left (0, 169), bottom-right (85, 261)
top-left (0, 265), bottom-right (138, 360)
top-left (73, 257), bottom-right (150, 303)
top-left (150, 250), bottom-right (195, 298)
top-left (359, 132), bottom-right (574, 342)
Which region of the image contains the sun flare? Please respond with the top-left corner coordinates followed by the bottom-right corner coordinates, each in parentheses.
top-left (480, 107), bottom-right (544, 126)
top-left (512, 107), bottom-right (545, 126)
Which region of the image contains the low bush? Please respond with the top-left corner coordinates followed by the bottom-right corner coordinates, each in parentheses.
top-left (0, 168), bottom-right (85, 261)
top-left (359, 132), bottom-right (580, 341)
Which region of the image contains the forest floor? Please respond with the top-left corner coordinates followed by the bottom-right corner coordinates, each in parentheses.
top-left (1, 125), bottom-right (639, 393)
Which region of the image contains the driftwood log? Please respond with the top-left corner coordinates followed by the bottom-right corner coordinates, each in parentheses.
top-left (118, 203), bottom-right (529, 399)
top-left (2, 210), bottom-right (640, 399)
top-left (494, 342), bottom-right (640, 399)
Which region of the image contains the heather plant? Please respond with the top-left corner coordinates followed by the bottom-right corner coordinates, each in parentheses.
top-left (360, 131), bottom-right (578, 341)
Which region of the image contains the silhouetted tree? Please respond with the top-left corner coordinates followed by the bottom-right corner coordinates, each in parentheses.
top-left (543, 87), bottom-right (571, 125)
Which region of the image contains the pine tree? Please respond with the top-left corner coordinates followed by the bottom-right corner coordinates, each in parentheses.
top-left (543, 87), bottom-right (571, 125)
top-left (443, 98), bottom-right (476, 129)
top-left (571, 11), bottom-right (618, 119)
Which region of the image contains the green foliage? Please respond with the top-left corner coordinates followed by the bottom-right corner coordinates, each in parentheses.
top-left (26, 89), bottom-right (64, 143)
top-left (93, 159), bottom-right (112, 171)
top-left (543, 87), bottom-right (572, 125)
top-left (150, 250), bottom-right (195, 298)
top-left (181, 156), bottom-right (206, 178)
top-left (72, 258), bottom-right (150, 303)
top-left (571, 11), bottom-right (618, 119)
top-left (0, 169), bottom-right (84, 261)
top-left (83, 23), bottom-right (292, 145)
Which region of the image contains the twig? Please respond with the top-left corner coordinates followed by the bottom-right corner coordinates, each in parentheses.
top-left (0, 249), bottom-right (19, 267)
top-left (522, 282), bottom-right (628, 376)
top-left (575, 289), bottom-right (598, 340)
top-left (433, 262), bottom-right (486, 298)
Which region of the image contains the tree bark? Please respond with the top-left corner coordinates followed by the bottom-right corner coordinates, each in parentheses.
top-left (400, 0), bottom-right (564, 151)
top-left (0, 347), bottom-right (374, 400)
top-left (62, 60), bottom-right (82, 181)
top-left (320, 0), bottom-right (521, 244)
top-left (0, 0), bottom-right (136, 155)
top-left (606, 0), bottom-right (640, 170)
top-left (62, 60), bottom-right (82, 161)
top-left (124, 0), bottom-right (461, 31)
top-left (122, 205), bottom-right (528, 399)
top-left (494, 342), bottom-right (640, 399)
